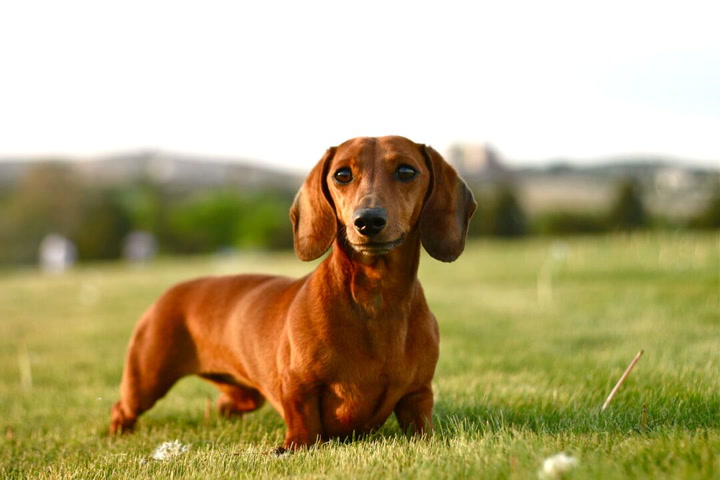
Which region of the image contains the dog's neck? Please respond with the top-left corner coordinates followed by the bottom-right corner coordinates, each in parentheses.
top-left (325, 230), bottom-right (422, 315)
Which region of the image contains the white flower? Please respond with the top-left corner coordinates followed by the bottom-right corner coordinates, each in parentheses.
top-left (151, 440), bottom-right (189, 461)
top-left (539, 452), bottom-right (578, 479)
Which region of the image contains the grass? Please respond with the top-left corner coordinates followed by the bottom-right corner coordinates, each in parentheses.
top-left (1, 233), bottom-right (718, 479)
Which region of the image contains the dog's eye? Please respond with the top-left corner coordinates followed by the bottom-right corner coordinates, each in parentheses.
top-left (395, 165), bottom-right (418, 182)
top-left (334, 167), bottom-right (353, 185)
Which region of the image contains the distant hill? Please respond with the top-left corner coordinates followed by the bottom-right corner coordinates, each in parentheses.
top-left (517, 157), bottom-right (717, 180)
top-left (0, 151), bottom-right (303, 191)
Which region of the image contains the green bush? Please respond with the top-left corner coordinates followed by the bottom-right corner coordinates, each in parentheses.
top-left (164, 190), bottom-right (294, 254)
top-left (689, 181), bottom-right (720, 229)
top-left (467, 184), bottom-right (528, 237)
top-left (233, 194), bottom-right (294, 250)
top-left (166, 192), bottom-right (245, 253)
top-left (533, 211), bottom-right (609, 235)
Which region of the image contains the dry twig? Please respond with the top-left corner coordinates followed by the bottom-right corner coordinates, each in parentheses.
top-left (602, 349), bottom-right (644, 412)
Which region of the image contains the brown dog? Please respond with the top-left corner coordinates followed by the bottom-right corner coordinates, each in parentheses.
top-left (110, 136), bottom-right (476, 451)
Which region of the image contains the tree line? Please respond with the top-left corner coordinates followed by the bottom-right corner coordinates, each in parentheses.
top-left (0, 163), bottom-right (718, 266)
top-left (0, 163), bottom-right (294, 265)
top-left (468, 178), bottom-right (720, 237)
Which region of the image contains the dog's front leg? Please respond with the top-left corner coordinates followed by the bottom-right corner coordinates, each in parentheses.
top-left (277, 382), bottom-right (324, 452)
top-left (394, 385), bottom-right (434, 436)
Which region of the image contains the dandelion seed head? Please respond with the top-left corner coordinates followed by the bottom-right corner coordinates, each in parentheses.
top-left (151, 440), bottom-right (190, 461)
top-left (539, 452), bottom-right (578, 479)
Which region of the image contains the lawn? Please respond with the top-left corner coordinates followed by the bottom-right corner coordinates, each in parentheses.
top-left (1, 233), bottom-right (718, 479)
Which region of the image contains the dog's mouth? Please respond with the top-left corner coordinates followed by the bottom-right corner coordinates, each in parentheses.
top-left (349, 235), bottom-right (406, 255)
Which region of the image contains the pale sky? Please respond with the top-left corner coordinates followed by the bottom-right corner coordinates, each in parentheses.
top-left (1, 0), bottom-right (719, 171)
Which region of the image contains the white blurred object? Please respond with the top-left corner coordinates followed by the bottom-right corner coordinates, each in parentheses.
top-left (539, 452), bottom-right (579, 479)
top-left (537, 241), bottom-right (570, 307)
top-left (39, 233), bottom-right (77, 273)
top-left (151, 440), bottom-right (189, 461)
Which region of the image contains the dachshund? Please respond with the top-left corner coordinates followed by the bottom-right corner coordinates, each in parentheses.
top-left (110, 135), bottom-right (476, 451)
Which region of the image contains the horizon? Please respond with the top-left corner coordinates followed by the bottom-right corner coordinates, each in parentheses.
top-left (1, 144), bottom-right (717, 174)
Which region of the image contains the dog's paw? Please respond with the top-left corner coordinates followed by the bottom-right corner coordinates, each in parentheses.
top-left (271, 446), bottom-right (293, 458)
top-left (109, 402), bottom-right (137, 435)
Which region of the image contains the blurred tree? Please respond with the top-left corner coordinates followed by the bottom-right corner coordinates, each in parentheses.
top-left (117, 180), bottom-right (173, 249)
top-left (73, 189), bottom-right (133, 260)
top-left (608, 178), bottom-right (648, 231)
top-left (119, 181), bottom-right (164, 231)
top-left (465, 184), bottom-right (527, 237)
top-left (234, 192), bottom-right (294, 250)
top-left (465, 186), bottom-right (489, 237)
top-left (8, 162), bottom-right (84, 233)
top-left (689, 180), bottom-right (720, 229)
top-left (0, 163), bottom-right (85, 264)
top-left (488, 184), bottom-right (528, 237)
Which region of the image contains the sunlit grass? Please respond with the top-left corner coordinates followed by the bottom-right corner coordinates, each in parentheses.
top-left (1, 233), bottom-right (718, 478)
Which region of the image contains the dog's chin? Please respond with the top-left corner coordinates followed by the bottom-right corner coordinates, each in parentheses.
top-left (349, 235), bottom-right (406, 256)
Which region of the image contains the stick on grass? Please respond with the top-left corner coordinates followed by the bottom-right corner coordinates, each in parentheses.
top-left (602, 349), bottom-right (644, 412)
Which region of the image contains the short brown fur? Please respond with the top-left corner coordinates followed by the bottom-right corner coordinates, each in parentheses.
top-left (110, 136), bottom-right (476, 450)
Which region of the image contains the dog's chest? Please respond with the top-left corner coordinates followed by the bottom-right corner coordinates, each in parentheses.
top-left (293, 298), bottom-right (438, 437)
top-left (321, 370), bottom-right (407, 437)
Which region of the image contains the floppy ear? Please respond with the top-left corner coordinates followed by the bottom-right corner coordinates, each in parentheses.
top-left (419, 145), bottom-right (477, 262)
top-left (289, 148), bottom-right (337, 261)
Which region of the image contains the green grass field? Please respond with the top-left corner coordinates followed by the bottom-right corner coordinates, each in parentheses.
top-left (1, 234), bottom-right (718, 479)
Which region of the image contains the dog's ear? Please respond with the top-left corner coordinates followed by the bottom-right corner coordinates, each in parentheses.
top-left (289, 147), bottom-right (337, 261)
top-left (419, 145), bottom-right (477, 262)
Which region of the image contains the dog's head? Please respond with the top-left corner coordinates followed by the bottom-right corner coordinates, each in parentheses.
top-left (290, 136), bottom-right (477, 262)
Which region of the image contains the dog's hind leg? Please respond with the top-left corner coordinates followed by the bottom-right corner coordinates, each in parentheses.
top-left (110, 312), bottom-right (197, 434)
top-left (217, 385), bottom-right (266, 417)
top-left (201, 375), bottom-right (266, 417)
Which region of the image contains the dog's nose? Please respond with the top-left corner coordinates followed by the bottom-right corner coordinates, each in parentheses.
top-left (353, 208), bottom-right (387, 236)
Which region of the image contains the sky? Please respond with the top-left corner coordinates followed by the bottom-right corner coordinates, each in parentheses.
top-left (1, 0), bottom-right (719, 171)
